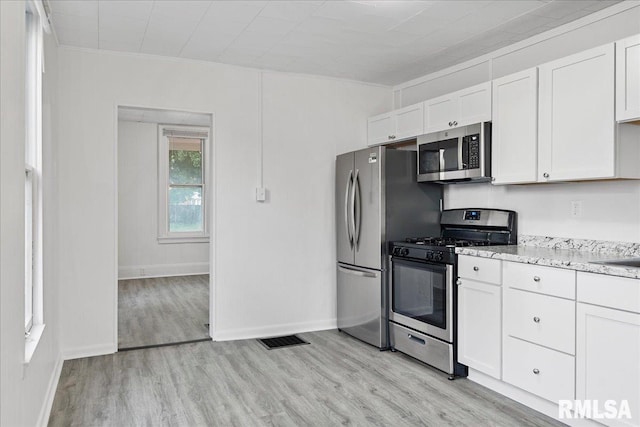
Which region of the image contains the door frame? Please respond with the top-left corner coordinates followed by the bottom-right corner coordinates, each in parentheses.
top-left (113, 103), bottom-right (216, 351)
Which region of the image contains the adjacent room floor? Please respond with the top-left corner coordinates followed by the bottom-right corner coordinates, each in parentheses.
top-left (118, 275), bottom-right (209, 349)
top-left (49, 330), bottom-right (564, 426)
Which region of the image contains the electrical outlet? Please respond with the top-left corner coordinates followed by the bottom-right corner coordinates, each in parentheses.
top-left (570, 201), bottom-right (583, 218)
top-left (256, 187), bottom-right (266, 202)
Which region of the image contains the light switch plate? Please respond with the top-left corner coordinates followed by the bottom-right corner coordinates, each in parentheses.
top-left (256, 187), bottom-right (266, 202)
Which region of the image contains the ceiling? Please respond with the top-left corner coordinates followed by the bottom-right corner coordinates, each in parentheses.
top-left (118, 106), bottom-right (211, 126)
top-left (48, 0), bottom-right (622, 85)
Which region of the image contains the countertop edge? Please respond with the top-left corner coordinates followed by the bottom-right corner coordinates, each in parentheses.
top-left (455, 247), bottom-right (640, 280)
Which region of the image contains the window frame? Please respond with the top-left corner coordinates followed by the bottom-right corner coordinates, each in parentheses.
top-left (157, 125), bottom-right (210, 244)
top-left (24, 1), bottom-right (46, 361)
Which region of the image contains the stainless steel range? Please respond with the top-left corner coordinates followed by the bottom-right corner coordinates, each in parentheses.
top-left (389, 208), bottom-right (517, 379)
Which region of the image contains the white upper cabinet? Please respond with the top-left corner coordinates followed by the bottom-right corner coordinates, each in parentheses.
top-left (394, 103), bottom-right (424, 140)
top-left (367, 102), bottom-right (424, 146)
top-left (538, 44), bottom-right (616, 182)
top-left (616, 34), bottom-right (640, 123)
top-left (367, 112), bottom-right (394, 146)
top-left (492, 68), bottom-right (538, 184)
top-left (423, 82), bottom-right (491, 133)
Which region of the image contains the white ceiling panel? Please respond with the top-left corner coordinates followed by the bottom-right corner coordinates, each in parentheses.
top-left (98, 1), bottom-right (153, 20)
top-left (49, 0), bottom-right (625, 85)
top-left (259, 1), bottom-right (323, 22)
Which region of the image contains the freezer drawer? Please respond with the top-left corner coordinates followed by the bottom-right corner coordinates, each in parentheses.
top-left (337, 263), bottom-right (387, 349)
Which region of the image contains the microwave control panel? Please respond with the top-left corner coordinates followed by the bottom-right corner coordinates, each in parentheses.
top-left (465, 134), bottom-right (480, 169)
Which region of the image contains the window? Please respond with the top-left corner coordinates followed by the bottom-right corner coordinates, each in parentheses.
top-left (158, 126), bottom-right (209, 243)
top-left (24, 1), bottom-right (45, 356)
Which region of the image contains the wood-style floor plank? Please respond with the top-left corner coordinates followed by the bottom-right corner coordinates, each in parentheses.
top-left (49, 330), bottom-right (565, 426)
top-left (118, 275), bottom-right (209, 349)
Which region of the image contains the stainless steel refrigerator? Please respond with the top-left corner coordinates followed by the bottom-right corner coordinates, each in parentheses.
top-left (336, 146), bottom-right (442, 349)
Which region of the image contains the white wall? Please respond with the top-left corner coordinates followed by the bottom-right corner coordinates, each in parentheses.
top-left (117, 120), bottom-right (209, 279)
top-left (396, 3), bottom-right (640, 243)
top-left (57, 47), bottom-right (391, 355)
top-left (0, 1), bottom-right (63, 425)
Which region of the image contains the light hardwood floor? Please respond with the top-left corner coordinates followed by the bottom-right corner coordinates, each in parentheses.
top-left (118, 275), bottom-right (209, 349)
top-left (49, 330), bottom-right (565, 426)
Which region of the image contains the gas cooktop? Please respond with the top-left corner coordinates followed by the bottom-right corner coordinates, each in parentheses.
top-left (404, 237), bottom-right (497, 248)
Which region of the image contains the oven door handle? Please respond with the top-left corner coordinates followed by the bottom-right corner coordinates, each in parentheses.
top-left (338, 265), bottom-right (378, 279)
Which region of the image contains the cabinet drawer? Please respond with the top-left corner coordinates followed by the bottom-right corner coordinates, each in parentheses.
top-left (504, 261), bottom-right (575, 299)
top-left (504, 288), bottom-right (575, 354)
top-left (458, 255), bottom-right (501, 285)
top-left (578, 272), bottom-right (640, 314)
top-left (503, 336), bottom-right (575, 403)
top-left (390, 322), bottom-right (452, 374)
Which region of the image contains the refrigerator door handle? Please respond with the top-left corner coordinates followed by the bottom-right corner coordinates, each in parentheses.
top-left (338, 265), bottom-right (379, 278)
top-left (350, 169), bottom-right (358, 249)
top-left (353, 169), bottom-right (361, 248)
top-left (344, 170), bottom-right (354, 248)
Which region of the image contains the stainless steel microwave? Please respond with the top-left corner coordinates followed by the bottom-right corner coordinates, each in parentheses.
top-left (417, 122), bottom-right (491, 183)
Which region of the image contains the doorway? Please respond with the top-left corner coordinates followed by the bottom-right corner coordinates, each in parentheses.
top-left (116, 106), bottom-right (213, 350)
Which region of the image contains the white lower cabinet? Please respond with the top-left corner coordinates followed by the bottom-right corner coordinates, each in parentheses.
top-left (457, 277), bottom-right (502, 379)
top-left (503, 336), bottom-right (575, 403)
top-left (504, 288), bottom-right (575, 355)
top-left (576, 273), bottom-right (640, 427)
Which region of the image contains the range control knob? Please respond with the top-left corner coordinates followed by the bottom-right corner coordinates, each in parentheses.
top-left (434, 251), bottom-right (444, 262)
top-left (400, 248), bottom-right (410, 257)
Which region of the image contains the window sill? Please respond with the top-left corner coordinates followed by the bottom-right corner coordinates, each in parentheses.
top-left (24, 323), bottom-right (46, 364)
top-left (158, 235), bottom-right (210, 244)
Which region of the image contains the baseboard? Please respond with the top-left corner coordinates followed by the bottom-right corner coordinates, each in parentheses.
top-left (62, 343), bottom-right (117, 361)
top-left (36, 351), bottom-right (64, 427)
top-left (118, 262), bottom-right (209, 280)
top-left (213, 318), bottom-right (337, 342)
top-left (468, 369), bottom-right (602, 427)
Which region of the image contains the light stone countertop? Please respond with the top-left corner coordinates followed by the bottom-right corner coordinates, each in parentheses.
top-left (455, 236), bottom-right (640, 280)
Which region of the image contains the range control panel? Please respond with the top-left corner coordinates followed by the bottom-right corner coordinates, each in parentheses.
top-left (390, 245), bottom-right (455, 264)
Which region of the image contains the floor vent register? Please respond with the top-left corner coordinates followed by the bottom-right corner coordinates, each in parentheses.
top-left (258, 335), bottom-right (309, 350)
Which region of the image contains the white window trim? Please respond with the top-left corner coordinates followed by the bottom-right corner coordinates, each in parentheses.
top-left (24, 2), bottom-right (45, 363)
top-left (158, 125), bottom-right (210, 244)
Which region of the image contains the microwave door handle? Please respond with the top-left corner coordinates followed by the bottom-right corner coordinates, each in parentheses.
top-left (344, 170), bottom-right (353, 248)
top-left (458, 137), bottom-right (464, 169)
top-left (439, 148), bottom-right (445, 179)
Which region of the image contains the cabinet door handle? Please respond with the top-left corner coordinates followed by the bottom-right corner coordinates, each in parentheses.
top-left (533, 276), bottom-right (541, 282)
top-left (473, 266), bottom-right (479, 271)
top-left (453, 121), bottom-right (458, 126)
top-left (543, 172), bottom-right (549, 178)
top-left (456, 279), bottom-right (462, 286)
top-left (533, 316), bottom-right (540, 323)
top-left (533, 368), bottom-right (540, 374)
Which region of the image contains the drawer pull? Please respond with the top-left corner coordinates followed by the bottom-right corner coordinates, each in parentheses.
top-left (533, 368), bottom-right (540, 374)
top-left (408, 334), bottom-right (426, 345)
top-left (456, 279), bottom-right (462, 286)
top-left (533, 316), bottom-right (540, 323)
top-left (473, 266), bottom-right (479, 271)
top-left (533, 276), bottom-right (541, 282)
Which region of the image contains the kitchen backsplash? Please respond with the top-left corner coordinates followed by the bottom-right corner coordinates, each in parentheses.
top-left (444, 180), bottom-right (640, 243)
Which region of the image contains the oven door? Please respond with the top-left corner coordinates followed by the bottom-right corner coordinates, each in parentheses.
top-left (389, 258), bottom-right (453, 343)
